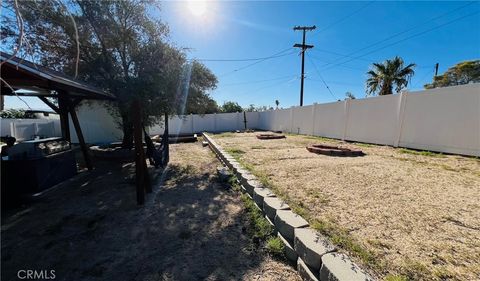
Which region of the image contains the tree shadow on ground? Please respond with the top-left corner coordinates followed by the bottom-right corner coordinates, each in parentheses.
top-left (1, 154), bottom-right (279, 281)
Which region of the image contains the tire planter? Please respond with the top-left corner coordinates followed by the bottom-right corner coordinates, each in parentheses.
top-left (256, 134), bottom-right (286, 140)
top-left (306, 144), bottom-right (364, 157)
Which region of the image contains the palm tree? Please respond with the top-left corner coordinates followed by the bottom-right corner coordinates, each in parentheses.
top-left (366, 56), bottom-right (416, 96)
top-left (275, 99), bottom-right (280, 109)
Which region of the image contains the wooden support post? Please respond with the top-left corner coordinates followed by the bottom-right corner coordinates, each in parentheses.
top-left (38, 97), bottom-right (60, 113)
top-left (132, 100), bottom-right (150, 204)
top-left (143, 153), bottom-right (152, 193)
top-left (69, 105), bottom-right (93, 171)
top-left (57, 93), bottom-right (71, 142)
top-left (164, 112), bottom-right (169, 164)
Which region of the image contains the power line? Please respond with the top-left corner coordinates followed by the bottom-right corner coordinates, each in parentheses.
top-left (311, 48), bottom-right (372, 63)
top-left (315, 1), bottom-right (375, 34)
top-left (238, 76), bottom-right (299, 99)
top-left (311, 49), bottom-right (445, 71)
top-left (306, 54), bottom-right (338, 100)
top-left (192, 49), bottom-right (295, 62)
top-left (218, 48), bottom-right (296, 77)
top-left (308, 54), bottom-right (365, 71)
top-left (316, 1), bottom-right (476, 70)
top-left (320, 9), bottom-right (480, 72)
top-left (220, 74), bottom-right (298, 86)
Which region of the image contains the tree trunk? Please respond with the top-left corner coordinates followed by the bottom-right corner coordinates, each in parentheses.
top-left (121, 114), bottom-right (134, 149)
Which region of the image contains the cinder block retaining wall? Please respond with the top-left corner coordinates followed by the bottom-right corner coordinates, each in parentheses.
top-left (203, 133), bottom-right (375, 281)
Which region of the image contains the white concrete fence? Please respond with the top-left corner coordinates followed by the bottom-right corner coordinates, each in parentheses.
top-left (3, 83), bottom-right (478, 156)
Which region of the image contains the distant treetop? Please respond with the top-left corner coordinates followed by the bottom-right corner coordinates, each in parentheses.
top-left (424, 60), bottom-right (480, 89)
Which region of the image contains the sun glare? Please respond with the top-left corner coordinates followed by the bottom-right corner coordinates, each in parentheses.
top-left (188, 1), bottom-right (207, 17)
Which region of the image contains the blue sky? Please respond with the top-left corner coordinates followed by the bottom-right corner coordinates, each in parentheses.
top-left (5, 1), bottom-right (480, 110)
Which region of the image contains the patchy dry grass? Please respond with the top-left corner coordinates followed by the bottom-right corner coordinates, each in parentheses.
top-left (212, 132), bottom-right (480, 281)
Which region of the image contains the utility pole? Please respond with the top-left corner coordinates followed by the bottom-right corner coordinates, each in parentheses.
top-left (293, 25), bottom-right (316, 106)
top-left (434, 63), bottom-right (439, 76)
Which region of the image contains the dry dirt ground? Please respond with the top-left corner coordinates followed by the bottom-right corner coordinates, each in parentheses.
top-left (212, 132), bottom-right (480, 281)
top-left (1, 142), bottom-right (299, 281)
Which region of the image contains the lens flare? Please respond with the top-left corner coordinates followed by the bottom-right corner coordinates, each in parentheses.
top-left (188, 1), bottom-right (207, 17)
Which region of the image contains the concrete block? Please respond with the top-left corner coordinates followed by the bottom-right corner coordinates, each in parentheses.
top-left (274, 210), bottom-right (309, 242)
top-left (235, 168), bottom-right (249, 178)
top-left (278, 232), bottom-right (297, 262)
top-left (294, 228), bottom-right (336, 271)
top-left (244, 179), bottom-right (262, 196)
top-left (224, 156), bottom-right (235, 163)
top-left (320, 253), bottom-right (374, 281)
top-left (231, 162), bottom-right (242, 172)
top-left (224, 159), bottom-right (235, 169)
top-left (253, 188), bottom-right (275, 209)
top-left (263, 197), bottom-right (290, 220)
top-left (298, 257), bottom-right (320, 281)
top-left (265, 214), bottom-right (275, 227)
top-left (240, 172), bottom-right (256, 186)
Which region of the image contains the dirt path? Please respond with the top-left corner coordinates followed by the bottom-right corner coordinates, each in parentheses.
top-left (213, 132), bottom-right (480, 280)
top-left (1, 142), bottom-right (299, 281)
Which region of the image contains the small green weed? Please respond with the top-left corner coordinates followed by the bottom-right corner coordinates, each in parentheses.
top-left (266, 236), bottom-right (285, 256)
top-left (226, 148), bottom-right (245, 155)
top-left (384, 275), bottom-right (408, 281)
top-left (311, 218), bottom-right (378, 268)
top-left (215, 132), bottom-right (235, 138)
top-left (241, 194), bottom-right (274, 240)
top-left (399, 148), bottom-right (444, 158)
top-left (354, 142), bottom-right (375, 148)
top-left (251, 145), bottom-right (266, 149)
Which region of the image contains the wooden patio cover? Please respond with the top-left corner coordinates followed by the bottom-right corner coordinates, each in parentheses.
top-left (0, 52), bottom-right (116, 170)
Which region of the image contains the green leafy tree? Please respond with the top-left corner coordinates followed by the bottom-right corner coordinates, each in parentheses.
top-left (424, 60), bottom-right (480, 89)
top-left (1, 0), bottom-right (217, 148)
top-left (345, 92), bottom-right (356, 99)
top-left (244, 104), bottom-right (270, 112)
top-left (184, 61), bottom-right (219, 114)
top-left (366, 56), bottom-right (416, 96)
top-left (0, 109), bottom-right (29, 118)
top-left (220, 101), bottom-right (243, 113)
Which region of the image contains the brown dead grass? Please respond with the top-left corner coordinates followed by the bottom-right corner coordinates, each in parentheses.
top-left (213, 132), bottom-right (480, 281)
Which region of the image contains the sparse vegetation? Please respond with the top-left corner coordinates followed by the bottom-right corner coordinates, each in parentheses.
top-left (213, 132), bottom-right (480, 280)
top-left (384, 275), bottom-right (408, 281)
top-left (251, 145), bottom-right (266, 149)
top-left (231, 152), bottom-right (379, 271)
top-left (240, 193), bottom-right (273, 240)
top-left (226, 148), bottom-right (246, 156)
top-left (266, 236), bottom-right (285, 256)
top-left (398, 148), bottom-right (444, 157)
top-left (354, 142), bottom-right (375, 148)
top-left (226, 169), bottom-right (286, 260)
top-left (215, 132), bottom-right (235, 138)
